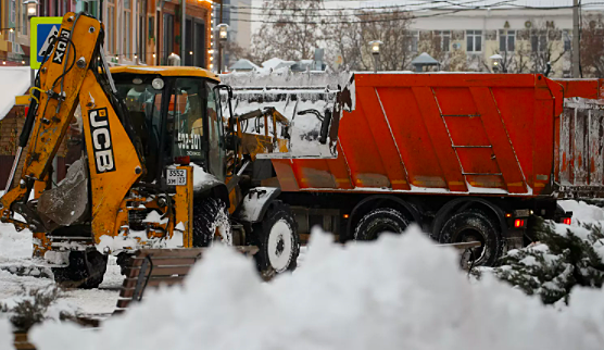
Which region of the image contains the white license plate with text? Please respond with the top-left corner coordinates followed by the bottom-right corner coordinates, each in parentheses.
top-left (167, 169), bottom-right (187, 186)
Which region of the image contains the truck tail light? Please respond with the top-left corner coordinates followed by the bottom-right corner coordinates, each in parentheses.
top-left (514, 219), bottom-right (526, 228)
top-left (563, 217), bottom-right (572, 225)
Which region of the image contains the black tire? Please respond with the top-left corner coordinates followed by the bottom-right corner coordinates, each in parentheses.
top-left (52, 250), bottom-right (107, 289)
top-left (439, 211), bottom-right (503, 267)
top-left (253, 201), bottom-right (300, 275)
top-left (193, 197), bottom-right (232, 247)
top-left (354, 207), bottom-right (410, 241)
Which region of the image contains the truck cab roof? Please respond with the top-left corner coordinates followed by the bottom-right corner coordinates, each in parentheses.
top-left (110, 66), bottom-right (220, 82)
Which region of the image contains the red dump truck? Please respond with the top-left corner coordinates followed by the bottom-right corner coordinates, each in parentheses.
top-left (257, 73), bottom-right (604, 266)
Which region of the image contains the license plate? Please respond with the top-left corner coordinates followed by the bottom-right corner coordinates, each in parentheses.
top-left (167, 169), bottom-right (187, 186)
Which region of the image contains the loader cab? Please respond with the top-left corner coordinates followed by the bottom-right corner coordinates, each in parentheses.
top-left (111, 66), bottom-right (226, 184)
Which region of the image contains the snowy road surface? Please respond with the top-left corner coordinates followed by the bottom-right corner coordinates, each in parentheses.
top-left (0, 219), bottom-right (310, 317)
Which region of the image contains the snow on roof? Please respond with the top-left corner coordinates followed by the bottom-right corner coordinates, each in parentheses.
top-left (262, 58), bottom-right (295, 70)
top-left (230, 59), bottom-right (260, 71)
top-left (0, 67), bottom-right (31, 121)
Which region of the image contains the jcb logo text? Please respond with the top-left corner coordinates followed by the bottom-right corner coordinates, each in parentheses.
top-left (88, 108), bottom-right (116, 173)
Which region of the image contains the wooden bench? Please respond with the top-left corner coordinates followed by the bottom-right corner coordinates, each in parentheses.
top-left (114, 246), bottom-right (259, 314)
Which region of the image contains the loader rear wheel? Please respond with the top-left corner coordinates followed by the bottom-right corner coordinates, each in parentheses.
top-left (438, 211), bottom-right (503, 267)
top-left (354, 208), bottom-right (409, 241)
top-left (193, 197), bottom-right (232, 247)
top-left (52, 250), bottom-right (108, 289)
top-left (253, 201), bottom-right (300, 275)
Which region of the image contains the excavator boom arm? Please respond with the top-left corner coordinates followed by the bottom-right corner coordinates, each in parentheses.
top-left (0, 13), bottom-right (141, 237)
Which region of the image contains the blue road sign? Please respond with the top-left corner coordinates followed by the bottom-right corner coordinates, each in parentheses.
top-left (30, 17), bottom-right (63, 69)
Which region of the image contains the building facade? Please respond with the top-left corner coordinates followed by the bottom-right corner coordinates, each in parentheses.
top-left (212, 0), bottom-right (252, 70)
top-left (101, 0), bottom-right (213, 69)
top-left (0, 0), bottom-right (214, 69)
top-left (405, 6), bottom-right (604, 77)
top-left (390, 0), bottom-right (604, 77)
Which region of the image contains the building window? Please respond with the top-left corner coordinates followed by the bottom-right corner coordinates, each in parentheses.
top-left (499, 30), bottom-right (515, 52)
top-left (466, 30), bottom-right (482, 52)
top-left (563, 29), bottom-right (571, 51)
top-left (138, 0), bottom-right (147, 63)
top-left (21, 3), bottom-right (27, 35)
top-left (435, 30), bottom-right (450, 52)
top-left (531, 30), bottom-right (547, 52)
top-left (124, 0), bottom-right (132, 59)
top-left (408, 30), bottom-right (419, 52)
top-left (163, 13), bottom-right (174, 64)
top-left (9, 0), bottom-right (15, 28)
top-left (106, 0), bottom-right (115, 54)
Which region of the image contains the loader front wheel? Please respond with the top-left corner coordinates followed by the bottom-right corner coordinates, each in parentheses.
top-left (52, 249), bottom-right (108, 289)
top-left (253, 201), bottom-right (300, 275)
top-left (193, 197), bottom-right (232, 247)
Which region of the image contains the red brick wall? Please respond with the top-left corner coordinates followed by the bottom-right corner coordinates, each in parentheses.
top-left (0, 106), bottom-right (77, 188)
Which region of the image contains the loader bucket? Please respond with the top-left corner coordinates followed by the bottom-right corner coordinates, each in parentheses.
top-left (219, 71), bottom-right (355, 159)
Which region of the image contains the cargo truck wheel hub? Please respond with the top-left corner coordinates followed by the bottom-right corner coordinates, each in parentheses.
top-left (268, 219), bottom-right (293, 273)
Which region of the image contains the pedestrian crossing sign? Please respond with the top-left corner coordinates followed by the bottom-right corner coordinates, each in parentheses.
top-left (29, 17), bottom-right (63, 69)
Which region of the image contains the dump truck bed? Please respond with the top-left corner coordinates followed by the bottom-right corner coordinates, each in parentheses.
top-left (272, 73), bottom-right (604, 198)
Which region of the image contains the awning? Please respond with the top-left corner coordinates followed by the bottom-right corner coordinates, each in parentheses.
top-left (0, 67), bottom-right (31, 120)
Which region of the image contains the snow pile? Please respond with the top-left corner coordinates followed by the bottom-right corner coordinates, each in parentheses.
top-left (0, 66), bottom-right (31, 121)
top-left (0, 222), bottom-right (32, 263)
top-left (32, 226), bottom-right (604, 350)
top-left (1, 285), bottom-right (78, 332)
top-left (0, 318), bottom-right (12, 350)
top-left (559, 200), bottom-right (604, 225)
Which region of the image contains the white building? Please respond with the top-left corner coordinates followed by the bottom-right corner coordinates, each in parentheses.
top-left (357, 0), bottom-right (604, 76)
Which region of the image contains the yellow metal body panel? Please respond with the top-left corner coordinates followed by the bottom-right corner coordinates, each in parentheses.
top-left (175, 166), bottom-right (194, 248)
top-left (15, 95), bottom-right (30, 105)
top-left (79, 70), bottom-right (142, 244)
top-left (32, 232), bottom-right (51, 258)
top-left (110, 66), bottom-right (220, 82)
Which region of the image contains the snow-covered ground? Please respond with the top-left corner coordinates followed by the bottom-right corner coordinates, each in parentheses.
top-left (0, 200), bottom-right (603, 349)
top-left (0, 219), bottom-right (122, 317)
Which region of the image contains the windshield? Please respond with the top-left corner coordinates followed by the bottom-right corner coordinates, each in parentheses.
top-left (172, 78), bottom-right (204, 160)
top-left (114, 74), bottom-right (164, 180)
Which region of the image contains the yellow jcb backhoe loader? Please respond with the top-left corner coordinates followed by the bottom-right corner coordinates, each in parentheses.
top-left (0, 12), bottom-right (347, 288)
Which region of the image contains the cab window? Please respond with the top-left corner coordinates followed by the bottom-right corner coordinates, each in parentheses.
top-left (172, 78), bottom-right (204, 161)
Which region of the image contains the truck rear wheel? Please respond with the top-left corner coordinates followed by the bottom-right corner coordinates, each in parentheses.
top-left (52, 249), bottom-right (107, 289)
top-left (253, 201), bottom-right (300, 274)
top-left (438, 211), bottom-right (503, 266)
top-left (193, 197), bottom-right (232, 247)
top-left (354, 208), bottom-right (410, 241)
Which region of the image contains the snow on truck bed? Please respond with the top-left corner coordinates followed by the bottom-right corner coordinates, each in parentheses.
top-left (23, 225), bottom-right (604, 350)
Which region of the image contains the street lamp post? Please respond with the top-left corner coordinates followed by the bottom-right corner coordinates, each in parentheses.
top-left (217, 23), bottom-right (229, 73)
top-left (369, 40), bottom-right (382, 73)
top-left (489, 54), bottom-right (503, 73)
top-left (24, 0), bottom-right (38, 86)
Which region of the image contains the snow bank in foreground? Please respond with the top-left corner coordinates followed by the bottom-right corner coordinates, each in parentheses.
top-left (0, 319), bottom-right (12, 350)
top-left (0, 222), bottom-right (32, 263)
top-left (0, 190), bottom-right (33, 262)
top-left (32, 227), bottom-right (604, 350)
